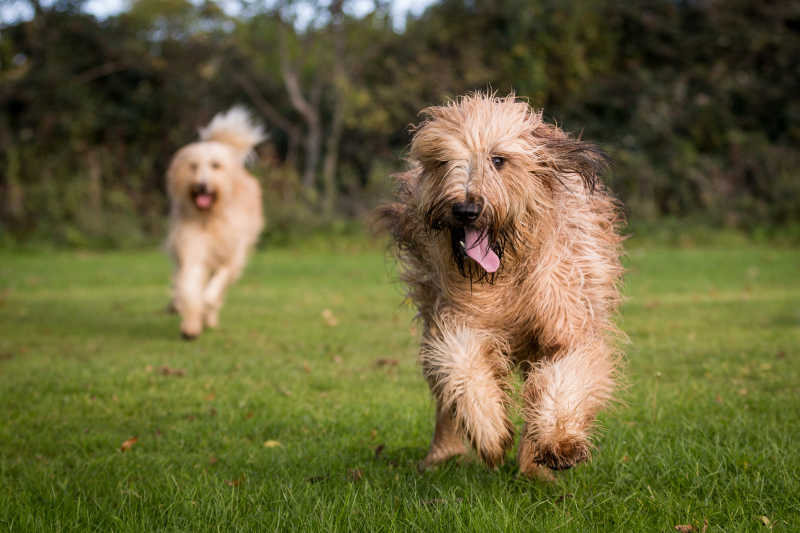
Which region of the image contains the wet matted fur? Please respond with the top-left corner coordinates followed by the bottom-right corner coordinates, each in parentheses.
top-left (166, 107), bottom-right (265, 339)
top-left (377, 93), bottom-right (625, 475)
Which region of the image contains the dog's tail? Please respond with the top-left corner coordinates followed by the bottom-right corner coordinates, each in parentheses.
top-left (199, 106), bottom-right (265, 162)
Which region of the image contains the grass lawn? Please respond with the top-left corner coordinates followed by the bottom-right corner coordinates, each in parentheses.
top-left (1, 243), bottom-right (798, 532)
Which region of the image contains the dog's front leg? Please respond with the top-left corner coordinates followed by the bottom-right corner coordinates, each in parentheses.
top-left (203, 243), bottom-right (250, 328)
top-left (175, 262), bottom-right (207, 339)
top-left (202, 266), bottom-right (231, 328)
top-left (420, 323), bottom-right (513, 468)
top-left (518, 340), bottom-right (617, 473)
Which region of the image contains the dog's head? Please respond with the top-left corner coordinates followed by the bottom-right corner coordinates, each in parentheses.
top-left (408, 93), bottom-right (608, 279)
top-left (167, 141), bottom-right (239, 213)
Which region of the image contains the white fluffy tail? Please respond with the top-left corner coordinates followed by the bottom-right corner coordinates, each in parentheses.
top-left (199, 106), bottom-right (265, 162)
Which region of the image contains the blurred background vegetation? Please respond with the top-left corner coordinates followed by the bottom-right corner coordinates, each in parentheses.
top-left (1, 0), bottom-right (799, 248)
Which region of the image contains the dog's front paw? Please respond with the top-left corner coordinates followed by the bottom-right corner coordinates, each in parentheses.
top-left (518, 423), bottom-right (591, 474)
top-left (180, 318), bottom-right (203, 340)
top-left (533, 439), bottom-right (591, 470)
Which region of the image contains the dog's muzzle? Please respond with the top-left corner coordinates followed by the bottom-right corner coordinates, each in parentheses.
top-left (190, 182), bottom-right (216, 210)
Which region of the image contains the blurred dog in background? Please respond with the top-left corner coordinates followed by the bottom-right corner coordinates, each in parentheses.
top-left (378, 93), bottom-right (625, 476)
top-left (166, 107), bottom-right (265, 339)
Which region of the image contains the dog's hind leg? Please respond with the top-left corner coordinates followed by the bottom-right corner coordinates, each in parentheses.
top-left (419, 402), bottom-right (468, 471)
top-left (420, 323), bottom-right (513, 468)
top-left (518, 340), bottom-right (617, 473)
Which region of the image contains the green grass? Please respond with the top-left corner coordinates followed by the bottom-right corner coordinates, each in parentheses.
top-left (1, 243), bottom-right (798, 532)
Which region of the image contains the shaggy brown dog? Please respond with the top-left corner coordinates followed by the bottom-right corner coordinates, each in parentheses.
top-left (166, 107), bottom-right (265, 339)
top-left (378, 93), bottom-right (624, 475)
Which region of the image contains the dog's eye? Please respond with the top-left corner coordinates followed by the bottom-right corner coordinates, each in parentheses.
top-left (491, 156), bottom-right (505, 169)
top-left (211, 161), bottom-right (221, 170)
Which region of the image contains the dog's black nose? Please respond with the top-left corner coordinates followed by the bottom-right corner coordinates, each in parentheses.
top-left (452, 202), bottom-right (482, 224)
top-left (190, 183), bottom-right (208, 196)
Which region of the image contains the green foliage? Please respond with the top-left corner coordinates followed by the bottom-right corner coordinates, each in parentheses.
top-left (1, 0), bottom-right (798, 247)
top-left (1, 245), bottom-right (799, 530)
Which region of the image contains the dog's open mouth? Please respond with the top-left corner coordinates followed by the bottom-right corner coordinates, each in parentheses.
top-left (451, 226), bottom-right (501, 275)
top-left (190, 187), bottom-right (217, 211)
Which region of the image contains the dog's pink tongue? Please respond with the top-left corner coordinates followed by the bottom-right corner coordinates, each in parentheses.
top-left (464, 229), bottom-right (500, 273)
top-left (195, 194), bottom-right (212, 209)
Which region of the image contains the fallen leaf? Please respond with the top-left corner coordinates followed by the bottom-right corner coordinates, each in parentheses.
top-left (159, 366), bottom-right (185, 377)
top-left (277, 386), bottom-right (293, 397)
top-left (674, 525), bottom-right (695, 532)
top-left (263, 440), bottom-right (281, 448)
top-left (776, 350), bottom-right (786, 359)
top-left (715, 394), bottom-right (723, 404)
top-left (347, 468), bottom-right (363, 482)
top-left (759, 516), bottom-right (771, 528)
top-left (209, 456), bottom-right (218, 465)
top-left (120, 437), bottom-right (138, 452)
top-left (374, 444), bottom-right (385, 459)
top-left (302, 361), bottom-right (312, 374)
top-left (322, 309), bottom-right (339, 326)
top-left (702, 519), bottom-right (708, 533)
top-left (144, 365), bottom-right (153, 373)
top-left (225, 474), bottom-right (245, 487)
top-left (375, 358), bottom-right (398, 367)
top-left (245, 411), bottom-right (254, 419)
top-left (738, 388), bottom-right (748, 396)
top-left (204, 392), bottom-right (216, 402)
top-left (208, 407), bottom-right (217, 417)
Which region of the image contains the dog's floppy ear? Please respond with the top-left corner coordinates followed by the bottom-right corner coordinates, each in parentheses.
top-left (373, 169), bottom-right (420, 249)
top-left (530, 123), bottom-right (610, 193)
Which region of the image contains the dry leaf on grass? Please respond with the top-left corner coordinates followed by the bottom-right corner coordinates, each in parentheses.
top-left (225, 474), bottom-right (245, 487)
top-left (204, 392), bottom-right (216, 402)
top-left (302, 361), bottom-right (312, 374)
top-left (321, 309), bottom-right (339, 326)
top-left (263, 440), bottom-right (281, 448)
top-left (120, 436), bottom-right (138, 452)
top-left (159, 366), bottom-right (185, 377)
top-left (374, 444), bottom-right (385, 459)
top-left (346, 468), bottom-right (363, 482)
top-left (375, 358), bottom-right (398, 367)
top-left (209, 456), bottom-right (218, 465)
top-left (674, 525), bottom-right (695, 532)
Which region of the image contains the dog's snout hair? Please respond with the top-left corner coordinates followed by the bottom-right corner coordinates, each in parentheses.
top-left (190, 182), bottom-right (209, 195)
